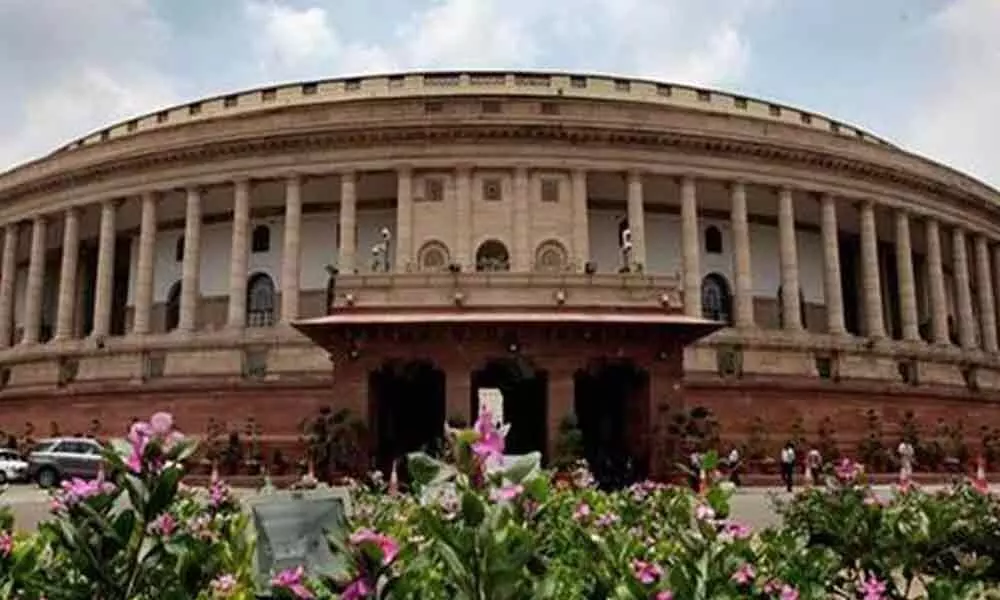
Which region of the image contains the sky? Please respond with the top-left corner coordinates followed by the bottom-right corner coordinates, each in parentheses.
top-left (0, 0), bottom-right (998, 187)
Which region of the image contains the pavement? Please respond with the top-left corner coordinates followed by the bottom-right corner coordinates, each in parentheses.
top-left (3, 482), bottom-right (998, 533)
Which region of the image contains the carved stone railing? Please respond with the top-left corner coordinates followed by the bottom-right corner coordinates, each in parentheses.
top-left (330, 271), bottom-right (684, 311)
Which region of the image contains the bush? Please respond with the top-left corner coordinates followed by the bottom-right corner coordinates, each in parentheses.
top-left (2, 411), bottom-right (1000, 598)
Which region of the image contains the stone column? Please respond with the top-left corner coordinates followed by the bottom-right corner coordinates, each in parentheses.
top-left (859, 200), bottom-right (884, 339)
top-left (178, 187), bottom-right (202, 334)
top-left (820, 194), bottom-right (846, 335)
top-left (21, 216), bottom-right (47, 344)
top-left (778, 187), bottom-right (802, 331)
top-left (395, 167), bottom-right (413, 271)
top-left (92, 200), bottom-right (117, 339)
top-left (895, 209), bottom-right (919, 342)
top-left (54, 207), bottom-right (81, 340)
top-left (627, 170), bottom-right (647, 269)
top-left (571, 169), bottom-right (590, 269)
top-left (0, 224), bottom-right (18, 347)
top-left (338, 171), bottom-right (357, 273)
top-left (227, 179), bottom-right (250, 329)
top-left (952, 227), bottom-right (976, 349)
top-left (926, 219), bottom-right (950, 344)
top-left (975, 235), bottom-right (997, 352)
top-left (730, 181), bottom-right (754, 328)
top-left (512, 166), bottom-right (530, 271)
top-left (132, 192), bottom-right (158, 336)
top-left (281, 175), bottom-right (302, 323)
top-left (455, 167), bottom-right (472, 268)
top-left (680, 176), bottom-right (700, 318)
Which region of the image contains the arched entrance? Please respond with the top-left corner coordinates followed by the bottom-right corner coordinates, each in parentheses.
top-left (369, 359), bottom-right (447, 477)
top-left (470, 356), bottom-right (548, 459)
top-left (475, 239), bottom-right (511, 272)
top-left (574, 358), bottom-right (650, 489)
top-left (246, 272), bottom-right (276, 327)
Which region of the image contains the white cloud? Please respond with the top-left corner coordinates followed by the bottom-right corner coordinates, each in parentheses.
top-left (242, 0), bottom-right (766, 85)
top-left (246, 1), bottom-right (340, 69)
top-left (0, 0), bottom-right (177, 170)
top-left (903, 0), bottom-right (1000, 186)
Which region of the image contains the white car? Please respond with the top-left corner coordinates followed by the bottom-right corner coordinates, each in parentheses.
top-left (0, 448), bottom-right (28, 484)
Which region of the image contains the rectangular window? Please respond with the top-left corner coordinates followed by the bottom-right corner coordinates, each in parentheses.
top-left (156, 111), bottom-right (169, 124)
top-left (261, 88), bottom-right (277, 102)
top-left (127, 120), bottom-right (138, 132)
top-left (481, 100), bottom-right (502, 114)
top-left (188, 102), bottom-right (202, 116)
top-left (424, 178), bottom-right (444, 202)
top-left (223, 95), bottom-right (239, 108)
top-left (769, 104), bottom-right (782, 117)
top-left (733, 97), bottom-right (748, 109)
top-left (540, 179), bottom-right (560, 203)
top-left (570, 76), bottom-right (587, 88)
top-left (656, 84), bottom-right (672, 97)
top-left (302, 82), bottom-right (318, 95)
top-left (344, 79), bottom-right (362, 91)
top-left (540, 102), bottom-right (560, 115)
top-left (614, 79), bottom-right (631, 92)
top-left (800, 113), bottom-right (812, 125)
top-left (482, 178), bottom-right (502, 201)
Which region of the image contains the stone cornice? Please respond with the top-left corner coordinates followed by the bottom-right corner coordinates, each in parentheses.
top-left (0, 122), bottom-right (993, 218)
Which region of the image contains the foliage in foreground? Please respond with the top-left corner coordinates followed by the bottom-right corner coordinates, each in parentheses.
top-left (1, 410), bottom-right (1000, 599)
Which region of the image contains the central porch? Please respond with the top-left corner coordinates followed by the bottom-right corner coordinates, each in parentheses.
top-left (294, 308), bottom-right (720, 482)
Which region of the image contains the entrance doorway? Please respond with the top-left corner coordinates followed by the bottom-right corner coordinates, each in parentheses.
top-left (574, 358), bottom-right (650, 489)
top-left (369, 359), bottom-right (447, 477)
top-left (470, 357), bottom-right (548, 459)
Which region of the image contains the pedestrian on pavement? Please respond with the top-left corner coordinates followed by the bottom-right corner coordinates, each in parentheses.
top-left (780, 442), bottom-right (796, 492)
top-left (688, 449), bottom-right (702, 491)
top-left (727, 447), bottom-right (742, 487)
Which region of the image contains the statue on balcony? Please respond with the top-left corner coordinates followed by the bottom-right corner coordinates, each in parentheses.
top-left (618, 216), bottom-right (633, 273)
top-left (370, 226), bottom-right (393, 273)
top-left (324, 265), bottom-right (339, 315)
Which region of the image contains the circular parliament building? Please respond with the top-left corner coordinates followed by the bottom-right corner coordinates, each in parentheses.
top-left (2, 70), bottom-right (1000, 480)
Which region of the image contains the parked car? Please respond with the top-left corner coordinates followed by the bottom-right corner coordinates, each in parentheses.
top-left (0, 448), bottom-right (28, 484)
top-left (27, 437), bottom-right (106, 488)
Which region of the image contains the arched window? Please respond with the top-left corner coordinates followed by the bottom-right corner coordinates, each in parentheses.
top-left (251, 225), bottom-right (271, 254)
top-left (777, 286), bottom-right (808, 330)
top-left (701, 273), bottom-right (733, 324)
top-left (417, 241), bottom-right (450, 272)
top-left (165, 281), bottom-right (182, 332)
top-left (704, 226), bottom-right (723, 254)
top-left (475, 239), bottom-right (510, 272)
top-left (174, 236), bottom-right (185, 262)
top-left (246, 273), bottom-right (276, 328)
top-left (534, 240), bottom-right (568, 273)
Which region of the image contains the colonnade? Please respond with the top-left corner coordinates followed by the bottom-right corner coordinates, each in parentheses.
top-left (0, 165), bottom-right (996, 359)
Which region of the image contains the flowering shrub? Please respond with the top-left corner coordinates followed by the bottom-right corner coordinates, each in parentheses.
top-left (0, 412), bottom-right (256, 600)
top-left (778, 458), bottom-right (1000, 599)
top-left (2, 411), bottom-right (1000, 598)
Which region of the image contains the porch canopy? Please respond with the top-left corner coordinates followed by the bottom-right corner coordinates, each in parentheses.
top-left (292, 306), bottom-right (723, 351)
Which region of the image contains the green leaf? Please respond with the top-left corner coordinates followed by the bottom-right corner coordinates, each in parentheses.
top-left (461, 491), bottom-right (486, 528)
top-left (407, 452), bottom-right (446, 488)
top-left (499, 453), bottom-right (541, 484)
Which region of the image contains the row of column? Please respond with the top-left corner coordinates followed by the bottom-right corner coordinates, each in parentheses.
top-left (0, 167), bottom-right (998, 352)
top-left (620, 173), bottom-right (997, 351)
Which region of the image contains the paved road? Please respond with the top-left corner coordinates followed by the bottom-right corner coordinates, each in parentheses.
top-left (3, 483), bottom-right (998, 533)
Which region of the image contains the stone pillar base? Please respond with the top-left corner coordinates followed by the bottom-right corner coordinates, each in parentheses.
top-left (839, 352), bottom-right (899, 381)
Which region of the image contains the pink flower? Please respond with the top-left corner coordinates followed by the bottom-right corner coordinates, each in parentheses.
top-left (341, 577), bottom-right (373, 600)
top-left (731, 563), bottom-right (755, 585)
top-left (595, 512), bottom-right (619, 527)
top-left (150, 513), bottom-right (177, 538)
top-left (654, 591), bottom-right (674, 600)
top-left (631, 559), bottom-right (663, 584)
top-left (721, 520), bottom-right (752, 540)
top-left (859, 574), bottom-right (887, 600)
top-left (150, 412), bottom-right (174, 435)
top-left (0, 531), bottom-right (12, 557)
top-left (128, 421), bottom-right (152, 444)
top-left (56, 477), bottom-right (116, 508)
top-left (472, 411), bottom-right (505, 462)
top-left (780, 585), bottom-right (800, 600)
top-left (271, 566), bottom-right (314, 599)
top-left (572, 502), bottom-right (591, 521)
top-left (492, 484), bottom-right (524, 502)
top-left (694, 503), bottom-right (715, 521)
top-left (210, 574), bottom-right (237, 597)
top-left (209, 480), bottom-right (234, 509)
top-left (349, 528), bottom-right (400, 565)
top-left (835, 458), bottom-right (862, 483)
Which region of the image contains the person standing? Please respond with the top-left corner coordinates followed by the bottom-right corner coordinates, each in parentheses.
top-left (780, 442), bottom-right (796, 492)
top-left (727, 447), bottom-right (742, 487)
